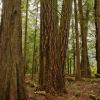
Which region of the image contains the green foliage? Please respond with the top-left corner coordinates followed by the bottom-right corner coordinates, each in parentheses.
top-left (91, 65), bottom-right (97, 76)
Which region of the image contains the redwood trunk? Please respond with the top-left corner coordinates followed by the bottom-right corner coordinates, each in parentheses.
top-left (39, 0), bottom-right (65, 93)
top-left (95, 0), bottom-right (100, 74)
top-left (0, 0), bottom-right (27, 100)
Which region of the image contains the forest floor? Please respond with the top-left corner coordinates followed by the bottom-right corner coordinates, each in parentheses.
top-left (26, 75), bottom-right (100, 100)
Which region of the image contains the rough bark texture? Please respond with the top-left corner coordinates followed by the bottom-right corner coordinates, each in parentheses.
top-left (0, 0), bottom-right (27, 100)
top-left (39, 0), bottom-right (65, 93)
top-left (95, 0), bottom-right (100, 74)
top-left (59, 0), bottom-right (72, 79)
top-left (78, 0), bottom-right (90, 77)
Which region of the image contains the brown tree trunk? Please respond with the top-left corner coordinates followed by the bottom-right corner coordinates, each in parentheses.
top-left (78, 0), bottom-right (89, 77)
top-left (24, 0), bottom-right (29, 75)
top-left (59, 0), bottom-right (72, 79)
top-left (0, 0), bottom-right (27, 100)
top-left (39, 0), bottom-right (65, 93)
top-left (72, 19), bottom-right (76, 76)
top-left (32, 2), bottom-right (38, 79)
top-left (74, 0), bottom-right (81, 80)
top-left (84, 4), bottom-right (91, 77)
top-left (95, 0), bottom-right (100, 74)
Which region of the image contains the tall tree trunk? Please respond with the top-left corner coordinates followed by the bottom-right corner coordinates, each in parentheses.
top-left (72, 18), bottom-right (76, 76)
top-left (39, 0), bottom-right (65, 93)
top-left (24, 0), bottom-right (29, 75)
top-left (32, 2), bottom-right (38, 79)
top-left (74, 0), bottom-right (81, 80)
top-left (78, 0), bottom-right (88, 77)
top-left (0, 0), bottom-right (27, 100)
top-left (84, 3), bottom-right (91, 77)
top-left (95, 0), bottom-right (100, 74)
top-left (59, 0), bottom-right (72, 79)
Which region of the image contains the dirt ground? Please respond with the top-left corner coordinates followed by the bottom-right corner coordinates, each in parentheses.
top-left (26, 77), bottom-right (100, 100)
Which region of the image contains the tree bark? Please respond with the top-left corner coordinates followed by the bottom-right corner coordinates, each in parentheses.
top-left (95, 0), bottom-right (100, 74)
top-left (59, 0), bottom-right (72, 79)
top-left (78, 0), bottom-right (89, 77)
top-left (0, 0), bottom-right (27, 100)
top-left (84, 4), bottom-right (91, 77)
top-left (24, 0), bottom-right (29, 75)
top-left (74, 0), bottom-right (81, 80)
top-left (39, 0), bottom-right (65, 93)
top-left (32, 2), bottom-right (38, 79)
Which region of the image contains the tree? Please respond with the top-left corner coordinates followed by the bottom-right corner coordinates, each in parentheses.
top-left (78, 0), bottom-right (90, 77)
top-left (74, 0), bottom-right (81, 80)
top-left (39, 0), bottom-right (73, 93)
top-left (59, 0), bottom-right (73, 78)
top-left (24, 0), bottom-right (29, 75)
top-left (0, 0), bottom-right (27, 99)
top-left (32, 1), bottom-right (39, 79)
top-left (84, 0), bottom-right (91, 77)
top-left (39, 0), bottom-right (65, 93)
top-left (95, 0), bottom-right (100, 74)
top-left (72, 18), bottom-right (76, 76)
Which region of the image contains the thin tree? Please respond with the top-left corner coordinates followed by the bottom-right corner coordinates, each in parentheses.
top-left (72, 18), bottom-right (76, 76)
top-left (59, 0), bottom-right (73, 79)
top-left (74, 0), bottom-right (81, 80)
top-left (84, 1), bottom-right (91, 77)
top-left (24, 0), bottom-right (29, 74)
top-left (32, 2), bottom-right (39, 79)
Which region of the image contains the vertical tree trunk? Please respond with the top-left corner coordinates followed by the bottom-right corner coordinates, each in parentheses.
top-left (72, 19), bottom-right (76, 76)
top-left (32, 2), bottom-right (38, 79)
top-left (95, 0), bottom-right (100, 74)
top-left (78, 0), bottom-right (89, 77)
top-left (84, 3), bottom-right (91, 77)
top-left (69, 58), bottom-right (72, 76)
top-left (0, 0), bottom-right (27, 100)
top-left (39, 0), bottom-right (73, 93)
top-left (39, 0), bottom-right (65, 93)
top-left (39, 0), bottom-right (45, 87)
top-left (24, 0), bottom-right (29, 75)
top-left (74, 0), bottom-right (81, 80)
top-left (59, 0), bottom-right (72, 79)
top-left (67, 52), bottom-right (70, 75)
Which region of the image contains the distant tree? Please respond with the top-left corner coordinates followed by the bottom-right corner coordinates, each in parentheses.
top-left (74, 0), bottom-right (81, 80)
top-left (95, 0), bottom-right (100, 74)
top-left (72, 19), bottom-right (76, 76)
top-left (84, 0), bottom-right (91, 77)
top-left (32, 2), bottom-right (39, 79)
top-left (0, 0), bottom-right (27, 99)
top-left (24, 0), bottom-right (29, 75)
